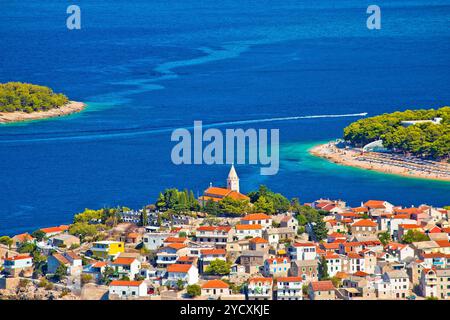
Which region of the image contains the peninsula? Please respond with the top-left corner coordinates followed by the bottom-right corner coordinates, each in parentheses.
top-left (310, 107), bottom-right (450, 182)
top-left (0, 82), bottom-right (85, 123)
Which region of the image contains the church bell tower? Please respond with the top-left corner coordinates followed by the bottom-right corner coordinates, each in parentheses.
top-left (227, 164), bottom-right (239, 193)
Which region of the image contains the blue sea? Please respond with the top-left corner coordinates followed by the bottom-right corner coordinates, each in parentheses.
top-left (0, 1), bottom-right (449, 235)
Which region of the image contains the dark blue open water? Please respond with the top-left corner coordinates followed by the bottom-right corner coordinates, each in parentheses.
top-left (0, 1), bottom-right (449, 235)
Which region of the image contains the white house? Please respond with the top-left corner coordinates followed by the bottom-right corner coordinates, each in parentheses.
top-left (382, 270), bottom-right (410, 299)
top-left (196, 226), bottom-right (233, 248)
top-left (263, 257), bottom-right (290, 277)
top-left (111, 257), bottom-right (141, 280)
top-left (363, 200), bottom-right (394, 214)
top-left (323, 253), bottom-right (342, 277)
top-left (156, 243), bottom-right (188, 267)
top-left (234, 224), bottom-right (263, 240)
top-left (2, 254), bottom-right (33, 277)
top-left (276, 276), bottom-right (303, 300)
top-left (201, 279), bottom-right (232, 299)
top-left (346, 253), bottom-right (366, 273)
top-left (47, 252), bottom-right (82, 276)
top-left (384, 242), bottom-right (415, 262)
top-left (199, 249), bottom-right (227, 273)
top-left (40, 225), bottom-right (69, 238)
top-left (247, 277), bottom-right (273, 300)
top-left (389, 217), bottom-right (417, 238)
top-left (241, 213), bottom-right (272, 230)
top-left (280, 215), bottom-right (298, 232)
top-left (165, 263), bottom-right (199, 286)
top-left (420, 268), bottom-right (450, 299)
top-left (143, 232), bottom-right (172, 250)
top-left (109, 280), bottom-right (148, 298)
top-left (289, 242), bottom-right (317, 261)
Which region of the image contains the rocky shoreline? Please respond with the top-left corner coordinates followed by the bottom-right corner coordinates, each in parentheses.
top-left (0, 101), bottom-right (85, 124)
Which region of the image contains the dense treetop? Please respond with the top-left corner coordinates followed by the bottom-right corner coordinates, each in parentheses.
top-left (0, 82), bottom-right (69, 113)
top-left (343, 107), bottom-right (450, 159)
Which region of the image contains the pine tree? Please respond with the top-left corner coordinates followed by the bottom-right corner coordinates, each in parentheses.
top-left (140, 207), bottom-right (148, 226)
top-left (319, 256), bottom-right (329, 280)
top-left (313, 218), bottom-right (328, 241)
top-left (156, 192), bottom-right (166, 210)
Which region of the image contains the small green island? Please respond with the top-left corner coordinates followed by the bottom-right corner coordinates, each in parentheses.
top-left (311, 107), bottom-right (450, 181)
top-left (0, 82), bottom-right (85, 123)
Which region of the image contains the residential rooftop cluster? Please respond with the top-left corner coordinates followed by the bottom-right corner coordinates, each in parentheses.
top-left (0, 166), bottom-right (449, 300)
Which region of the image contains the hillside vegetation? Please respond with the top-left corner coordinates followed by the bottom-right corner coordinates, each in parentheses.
top-left (0, 82), bottom-right (69, 113)
top-left (343, 107), bottom-right (450, 159)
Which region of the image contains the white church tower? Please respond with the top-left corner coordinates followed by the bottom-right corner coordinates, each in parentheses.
top-left (227, 164), bottom-right (239, 193)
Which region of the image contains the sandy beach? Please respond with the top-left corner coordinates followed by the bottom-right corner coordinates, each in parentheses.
top-left (0, 101), bottom-right (86, 124)
top-left (310, 142), bottom-right (450, 182)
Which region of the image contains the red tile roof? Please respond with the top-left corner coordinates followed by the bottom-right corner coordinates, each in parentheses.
top-left (328, 232), bottom-right (346, 238)
top-left (311, 280), bottom-right (334, 291)
top-left (177, 256), bottom-right (196, 263)
top-left (293, 241), bottom-right (315, 247)
top-left (92, 261), bottom-right (107, 268)
top-left (394, 208), bottom-right (423, 215)
top-left (385, 242), bottom-right (407, 251)
top-left (12, 233), bottom-right (34, 242)
top-left (422, 252), bottom-right (450, 258)
top-left (266, 257), bottom-right (290, 264)
top-left (352, 219), bottom-right (377, 227)
top-left (40, 225), bottom-right (69, 234)
top-left (127, 232), bottom-right (140, 239)
top-left (241, 213), bottom-right (271, 221)
top-left (164, 237), bottom-right (187, 243)
top-left (324, 252), bottom-right (340, 259)
top-left (277, 276), bottom-right (303, 283)
top-left (202, 279), bottom-right (229, 289)
top-left (428, 226), bottom-right (442, 234)
top-left (347, 252), bottom-right (362, 259)
top-left (166, 243), bottom-right (187, 250)
top-left (235, 224), bottom-right (262, 230)
top-left (110, 280), bottom-right (143, 287)
top-left (249, 237), bottom-right (268, 244)
top-left (52, 253), bottom-right (70, 265)
top-left (203, 187), bottom-right (250, 201)
top-left (321, 243), bottom-right (340, 250)
top-left (351, 207), bottom-right (369, 213)
top-left (112, 257), bottom-right (137, 265)
top-left (197, 226), bottom-right (231, 232)
top-left (353, 271), bottom-right (369, 277)
top-left (393, 214), bottom-right (411, 219)
top-left (201, 249), bottom-right (226, 256)
top-left (363, 200), bottom-right (387, 209)
top-left (399, 224), bottom-right (421, 230)
top-left (435, 240), bottom-right (450, 248)
top-left (167, 264), bottom-right (192, 273)
top-left (5, 254), bottom-right (32, 261)
top-left (204, 187), bottom-right (233, 197)
top-left (249, 277), bottom-right (273, 285)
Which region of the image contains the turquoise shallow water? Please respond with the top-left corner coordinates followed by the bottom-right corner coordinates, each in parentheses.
top-left (0, 1), bottom-right (449, 235)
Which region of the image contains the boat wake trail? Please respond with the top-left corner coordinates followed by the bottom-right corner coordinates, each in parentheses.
top-left (0, 112), bottom-right (367, 144)
top-left (210, 112), bottom-right (368, 127)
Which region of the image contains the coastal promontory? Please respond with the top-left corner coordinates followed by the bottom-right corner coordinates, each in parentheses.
top-left (311, 107), bottom-right (450, 181)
